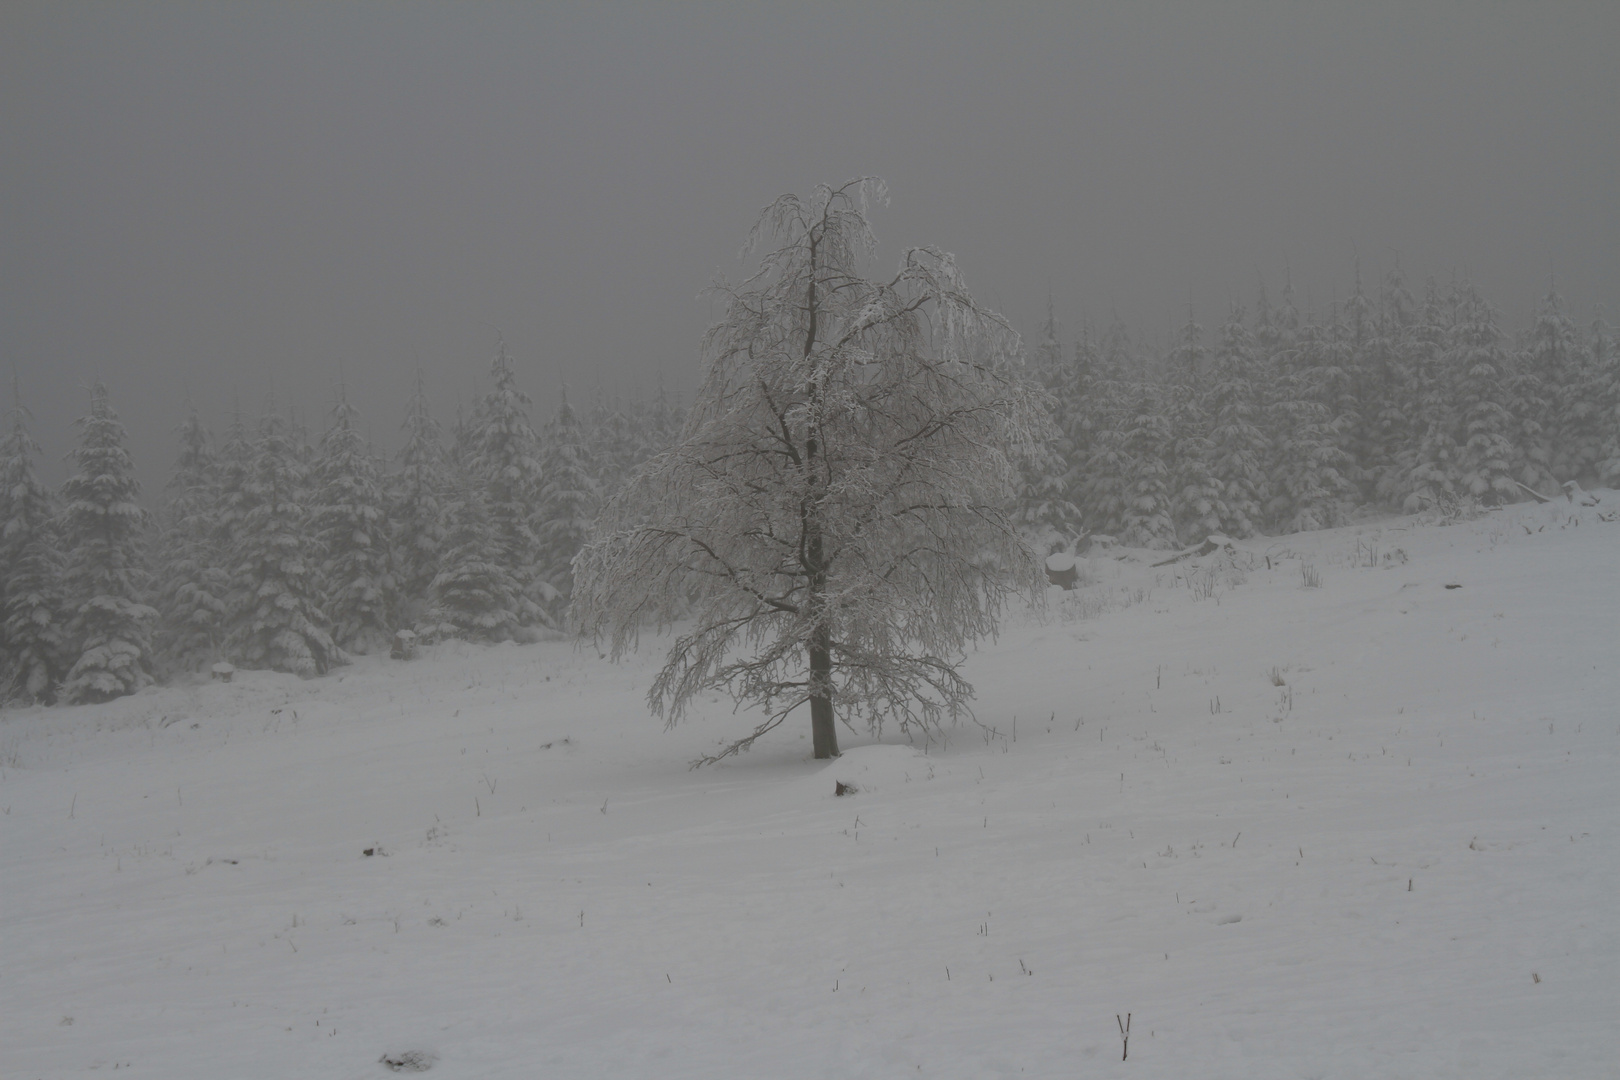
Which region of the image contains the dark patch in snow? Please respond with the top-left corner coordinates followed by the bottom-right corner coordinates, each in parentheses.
top-left (379, 1048), bottom-right (438, 1072)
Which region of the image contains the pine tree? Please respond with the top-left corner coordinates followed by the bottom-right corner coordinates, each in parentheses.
top-left (1051, 325), bottom-right (1105, 522)
top-left (1116, 386), bottom-right (1179, 548)
top-left (426, 485), bottom-right (521, 642)
top-left (1591, 317), bottom-right (1620, 488)
top-left (312, 389), bottom-right (394, 653)
top-left (1166, 382), bottom-right (1224, 545)
top-left (1008, 309), bottom-right (1077, 539)
top-left (390, 372), bottom-right (453, 621)
top-left (1367, 269), bottom-right (1418, 507)
top-left (0, 387), bottom-right (67, 702)
top-left (1167, 310), bottom-right (1206, 390)
top-left (1203, 308), bottom-right (1269, 537)
top-left (227, 410), bottom-right (343, 676)
top-left (1341, 266), bottom-right (1381, 497)
top-left (153, 407), bottom-right (229, 670)
top-left (1074, 320), bottom-right (1140, 538)
top-left (1449, 285), bottom-right (1518, 504)
top-left (1264, 317), bottom-right (1354, 531)
top-left (1405, 280), bottom-right (1463, 511)
top-left (1318, 302), bottom-right (1362, 488)
top-left (1520, 289), bottom-right (1590, 486)
top-left (59, 383), bottom-right (158, 703)
top-left (534, 389), bottom-right (600, 611)
top-left (467, 339), bottom-right (548, 625)
top-left (1032, 296), bottom-right (1065, 381)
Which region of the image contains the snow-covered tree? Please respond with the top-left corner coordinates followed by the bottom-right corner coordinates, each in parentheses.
top-left (226, 409), bottom-right (343, 676)
top-left (534, 389), bottom-right (599, 610)
top-left (1519, 289), bottom-right (1589, 486)
top-left (1167, 311), bottom-right (1206, 389)
top-left (312, 389), bottom-right (394, 653)
top-left (0, 386), bottom-right (67, 703)
top-left (425, 485), bottom-right (521, 642)
top-left (153, 406), bottom-right (229, 670)
top-left (1014, 308), bottom-right (1080, 540)
top-left (1203, 308), bottom-right (1269, 537)
top-left (1589, 318), bottom-right (1620, 488)
top-left (59, 383), bottom-right (158, 703)
top-left (574, 180), bottom-right (1050, 762)
top-left (1404, 280), bottom-right (1463, 511)
top-left (466, 340), bottom-right (548, 625)
top-left (1116, 386), bottom-right (1179, 547)
top-left (1163, 380), bottom-right (1224, 545)
top-left (1266, 317), bottom-right (1355, 531)
top-left (1449, 285), bottom-right (1518, 504)
top-left (1366, 269), bottom-right (1418, 506)
top-left (390, 371), bottom-right (453, 618)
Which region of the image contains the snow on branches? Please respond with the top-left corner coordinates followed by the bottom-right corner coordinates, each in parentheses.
top-left (574, 180), bottom-right (1050, 763)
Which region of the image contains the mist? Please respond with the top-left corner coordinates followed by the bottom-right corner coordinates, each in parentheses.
top-left (3, 2), bottom-right (1616, 483)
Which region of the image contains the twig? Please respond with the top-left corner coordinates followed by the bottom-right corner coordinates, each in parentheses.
top-left (1117, 1012), bottom-right (1131, 1060)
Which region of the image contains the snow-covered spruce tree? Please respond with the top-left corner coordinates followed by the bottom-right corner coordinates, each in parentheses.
top-left (390, 371), bottom-right (453, 620)
top-left (1366, 269), bottom-right (1419, 507)
top-left (1519, 289), bottom-right (1589, 486)
top-left (1203, 307), bottom-right (1269, 537)
top-left (534, 389), bottom-right (600, 612)
top-left (1404, 279), bottom-right (1463, 512)
top-left (584, 392), bottom-right (631, 503)
top-left (1073, 322), bottom-right (1140, 538)
top-left (1052, 328), bottom-right (1101, 478)
top-left (1449, 285), bottom-right (1519, 504)
top-left (426, 484), bottom-right (522, 642)
top-left (466, 340), bottom-right (549, 626)
top-left (311, 389), bottom-right (394, 653)
top-left (226, 409), bottom-right (343, 676)
top-left (153, 407), bottom-right (229, 671)
top-left (1011, 301), bottom-right (1080, 541)
top-left (1013, 411), bottom-right (1079, 541)
top-left (1264, 317), bottom-right (1355, 532)
top-left (574, 180), bottom-right (1050, 762)
top-left (1589, 317), bottom-right (1620, 488)
top-left (0, 387), bottom-right (68, 702)
top-left (1318, 302), bottom-right (1363, 490)
top-left (1167, 311), bottom-right (1206, 390)
top-left (59, 383), bottom-right (158, 703)
top-left (1115, 385), bottom-right (1180, 548)
top-left (1164, 382), bottom-right (1224, 546)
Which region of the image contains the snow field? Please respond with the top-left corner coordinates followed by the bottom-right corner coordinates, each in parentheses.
top-left (2, 498), bottom-right (1617, 1078)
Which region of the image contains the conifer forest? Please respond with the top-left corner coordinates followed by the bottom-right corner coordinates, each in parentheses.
top-left (3, 271), bottom-right (1615, 706)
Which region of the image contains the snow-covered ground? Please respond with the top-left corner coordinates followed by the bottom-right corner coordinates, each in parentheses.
top-left (3, 497), bottom-right (1617, 1079)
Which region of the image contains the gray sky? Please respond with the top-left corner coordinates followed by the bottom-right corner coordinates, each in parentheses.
top-left (3, 2), bottom-right (1617, 487)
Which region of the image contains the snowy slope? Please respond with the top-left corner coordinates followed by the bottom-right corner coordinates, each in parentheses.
top-left (3, 498), bottom-right (1617, 1079)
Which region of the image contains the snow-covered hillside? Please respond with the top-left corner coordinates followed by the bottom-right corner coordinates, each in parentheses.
top-left (3, 497), bottom-right (1616, 1079)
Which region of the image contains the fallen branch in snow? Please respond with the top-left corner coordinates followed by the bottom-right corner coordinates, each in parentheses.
top-left (1514, 480), bottom-right (1553, 503)
top-left (1117, 1012), bottom-right (1131, 1061)
top-left (1152, 537), bottom-right (1230, 567)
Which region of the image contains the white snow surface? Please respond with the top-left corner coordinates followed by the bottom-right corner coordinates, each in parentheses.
top-left (3, 499), bottom-right (1617, 1078)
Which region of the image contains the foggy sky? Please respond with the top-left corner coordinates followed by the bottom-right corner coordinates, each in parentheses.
top-left (3, 2), bottom-right (1617, 487)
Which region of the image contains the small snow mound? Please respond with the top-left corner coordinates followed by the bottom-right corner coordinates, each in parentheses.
top-left (379, 1048), bottom-right (438, 1072)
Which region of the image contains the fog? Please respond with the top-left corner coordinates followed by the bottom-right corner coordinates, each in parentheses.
top-left (3, 2), bottom-right (1616, 484)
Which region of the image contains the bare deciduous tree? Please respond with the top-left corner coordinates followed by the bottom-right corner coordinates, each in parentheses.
top-left (574, 180), bottom-right (1050, 763)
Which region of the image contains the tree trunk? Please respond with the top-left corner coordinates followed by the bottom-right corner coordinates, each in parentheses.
top-left (801, 222), bottom-right (838, 759)
top-left (808, 624), bottom-right (839, 758)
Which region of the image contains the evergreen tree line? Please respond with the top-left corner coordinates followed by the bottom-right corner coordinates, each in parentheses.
top-left (1019, 274), bottom-right (1620, 548)
top-left (0, 343), bottom-right (683, 704)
